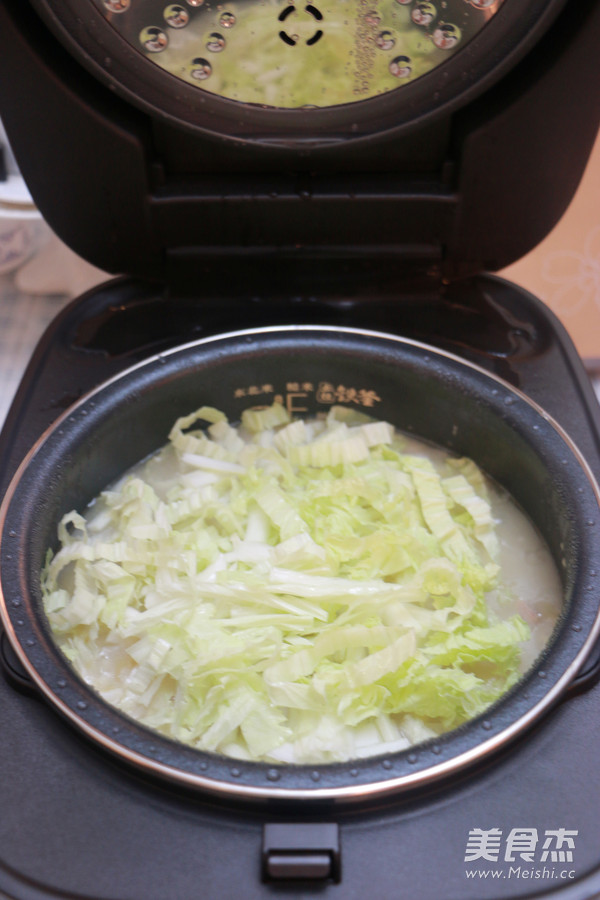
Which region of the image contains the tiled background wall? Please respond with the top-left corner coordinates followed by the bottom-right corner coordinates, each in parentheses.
top-left (500, 132), bottom-right (600, 364)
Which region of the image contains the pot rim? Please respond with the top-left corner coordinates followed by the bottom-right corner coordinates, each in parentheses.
top-left (2, 323), bottom-right (600, 804)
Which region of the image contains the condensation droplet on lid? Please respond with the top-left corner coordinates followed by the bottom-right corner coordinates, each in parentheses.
top-left (57, 678), bottom-right (67, 688)
top-left (76, 700), bottom-right (88, 710)
top-left (207, 33), bottom-right (226, 52)
top-left (16, 620), bottom-right (24, 626)
top-left (504, 396), bottom-right (514, 405)
top-left (25, 639), bottom-right (35, 647)
top-left (389, 55), bottom-right (412, 78)
top-left (190, 58), bottom-right (212, 80)
top-left (8, 530), bottom-right (16, 537)
top-left (103, 0), bottom-right (130, 12)
top-left (587, 520), bottom-right (596, 526)
top-left (382, 759), bottom-right (392, 770)
top-left (481, 720), bottom-right (492, 731)
top-left (267, 768), bottom-right (281, 782)
top-left (220, 11), bottom-right (236, 27)
top-left (11, 599), bottom-right (20, 607)
top-left (231, 767), bottom-right (241, 777)
top-left (310, 770), bottom-right (321, 782)
top-left (572, 624), bottom-right (582, 632)
top-left (376, 31), bottom-right (395, 50)
top-left (186, 0), bottom-right (204, 6)
top-left (407, 752), bottom-right (418, 764)
top-left (164, 4), bottom-right (190, 27)
top-left (432, 745), bottom-right (441, 755)
top-left (538, 670), bottom-right (547, 679)
top-left (432, 22), bottom-right (461, 50)
top-left (350, 768), bottom-right (359, 777)
top-left (411, 2), bottom-right (436, 26)
top-left (139, 27), bottom-right (168, 53)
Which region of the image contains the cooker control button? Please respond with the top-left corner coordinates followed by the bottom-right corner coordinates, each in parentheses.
top-left (262, 823), bottom-right (341, 882)
top-left (266, 852), bottom-right (333, 880)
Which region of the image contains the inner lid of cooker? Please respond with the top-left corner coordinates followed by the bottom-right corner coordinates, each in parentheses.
top-left (5, 0), bottom-right (598, 283)
top-left (96, 0), bottom-right (503, 109)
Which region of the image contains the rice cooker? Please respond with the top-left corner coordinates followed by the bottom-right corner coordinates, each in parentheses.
top-left (1, 1), bottom-right (600, 897)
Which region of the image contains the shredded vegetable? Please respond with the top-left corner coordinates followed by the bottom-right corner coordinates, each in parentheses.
top-left (42, 403), bottom-right (533, 764)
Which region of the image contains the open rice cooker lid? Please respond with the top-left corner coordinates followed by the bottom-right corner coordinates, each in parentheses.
top-left (0, 0), bottom-right (599, 282)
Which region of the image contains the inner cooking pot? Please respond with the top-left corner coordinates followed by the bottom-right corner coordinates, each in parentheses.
top-left (1, 325), bottom-right (600, 805)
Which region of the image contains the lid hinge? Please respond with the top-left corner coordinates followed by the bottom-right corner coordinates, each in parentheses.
top-left (163, 244), bottom-right (445, 301)
top-left (154, 174), bottom-right (456, 289)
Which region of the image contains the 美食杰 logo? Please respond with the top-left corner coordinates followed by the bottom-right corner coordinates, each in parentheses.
top-left (464, 828), bottom-right (578, 883)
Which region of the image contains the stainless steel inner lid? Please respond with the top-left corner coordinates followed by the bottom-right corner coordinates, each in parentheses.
top-left (95, 0), bottom-right (503, 108)
top-left (26, 0), bottom-right (570, 142)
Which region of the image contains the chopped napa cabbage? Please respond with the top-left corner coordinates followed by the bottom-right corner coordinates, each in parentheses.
top-left (42, 402), bottom-right (531, 764)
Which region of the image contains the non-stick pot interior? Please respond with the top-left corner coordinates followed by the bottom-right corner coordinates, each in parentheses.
top-left (23, 329), bottom-right (585, 579)
top-left (2, 327), bottom-right (600, 802)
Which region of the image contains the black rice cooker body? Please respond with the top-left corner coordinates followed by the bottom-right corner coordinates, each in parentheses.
top-left (1, 0), bottom-right (600, 895)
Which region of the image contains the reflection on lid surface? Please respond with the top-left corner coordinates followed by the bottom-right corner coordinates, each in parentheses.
top-left (96, 0), bottom-right (505, 108)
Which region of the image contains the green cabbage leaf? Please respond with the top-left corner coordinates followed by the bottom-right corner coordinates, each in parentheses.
top-left (42, 403), bottom-right (529, 763)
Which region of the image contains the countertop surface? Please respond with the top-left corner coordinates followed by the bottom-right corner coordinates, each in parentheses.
top-left (0, 272), bottom-right (66, 428)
